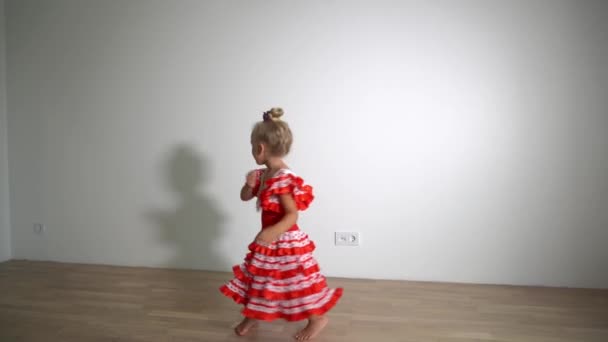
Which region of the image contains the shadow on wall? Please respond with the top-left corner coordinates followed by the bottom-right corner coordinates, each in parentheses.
top-left (147, 143), bottom-right (229, 272)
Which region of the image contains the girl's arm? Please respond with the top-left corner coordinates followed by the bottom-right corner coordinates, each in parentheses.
top-left (256, 193), bottom-right (299, 243)
top-left (240, 170), bottom-right (259, 201)
top-left (240, 184), bottom-right (255, 201)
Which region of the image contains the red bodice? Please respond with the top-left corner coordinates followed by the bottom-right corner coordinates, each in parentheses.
top-left (262, 210), bottom-right (299, 231)
top-left (251, 168), bottom-right (314, 231)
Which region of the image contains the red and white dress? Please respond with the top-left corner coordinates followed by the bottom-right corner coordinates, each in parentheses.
top-left (220, 168), bottom-right (343, 321)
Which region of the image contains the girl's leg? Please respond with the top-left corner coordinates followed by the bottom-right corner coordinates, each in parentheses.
top-left (235, 317), bottom-right (258, 336)
top-left (294, 315), bottom-right (329, 341)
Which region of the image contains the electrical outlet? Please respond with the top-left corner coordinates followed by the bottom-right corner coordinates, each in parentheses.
top-left (33, 223), bottom-right (46, 234)
top-left (335, 232), bottom-right (360, 246)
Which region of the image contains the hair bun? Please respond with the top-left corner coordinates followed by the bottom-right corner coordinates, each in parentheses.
top-left (263, 107), bottom-right (284, 122)
top-left (269, 107), bottom-right (284, 120)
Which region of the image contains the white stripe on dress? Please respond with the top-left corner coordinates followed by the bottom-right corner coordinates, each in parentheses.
top-left (250, 275), bottom-right (325, 293)
top-left (238, 264), bottom-right (325, 285)
top-left (249, 252), bottom-right (311, 264)
top-left (231, 273), bottom-right (325, 293)
top-left (246, 289), bottom-right (338, 314)
top-left (248, 258), bottom-right (318, 273)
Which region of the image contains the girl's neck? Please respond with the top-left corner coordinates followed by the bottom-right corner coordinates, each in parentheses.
top-left (265, 158), bottom-right (287, 174)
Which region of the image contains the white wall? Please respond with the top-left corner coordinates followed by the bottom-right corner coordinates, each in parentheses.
top-left (6, 0), bottom-right (608, 288)
top-left (0, 0), bottom-right (11, 262)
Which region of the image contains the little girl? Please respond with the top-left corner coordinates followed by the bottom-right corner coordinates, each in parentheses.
top-left (220, 108), bottom-right (343, 340)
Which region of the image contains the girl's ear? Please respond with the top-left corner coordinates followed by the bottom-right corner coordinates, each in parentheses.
top-left (255, 143), bottom-right (266, 157)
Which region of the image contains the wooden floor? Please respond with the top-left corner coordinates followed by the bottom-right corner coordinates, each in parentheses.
top-left (1, 261), bottom-right (607, 342)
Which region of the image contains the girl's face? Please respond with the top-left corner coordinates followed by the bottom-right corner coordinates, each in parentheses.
top-left (251, 139), bottom-right (266, 165)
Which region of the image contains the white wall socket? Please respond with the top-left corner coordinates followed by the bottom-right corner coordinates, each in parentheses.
top-left (335, 232), bottom-right (360, 246)
top-left (33, 223), bottom-right (46, 234)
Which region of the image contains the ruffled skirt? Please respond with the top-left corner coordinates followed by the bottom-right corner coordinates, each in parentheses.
top-left (220, 230), bottom-right (343, 321)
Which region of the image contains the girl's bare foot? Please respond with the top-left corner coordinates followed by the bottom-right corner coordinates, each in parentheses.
top-left (234, 317), bottom-right (258, 336)
top-left (294, 315), bottom-right (328, 340)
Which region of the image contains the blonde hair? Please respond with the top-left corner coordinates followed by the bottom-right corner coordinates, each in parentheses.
top-left (251, 107), bottom-right (293, 156)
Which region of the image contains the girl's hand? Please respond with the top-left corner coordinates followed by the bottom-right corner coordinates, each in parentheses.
top-left (246, 170), bottom-right (258, 188)
top-left (254, 194), bottom-right (298, 245)
top-left (255, 228), bottom-right (281, 245)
